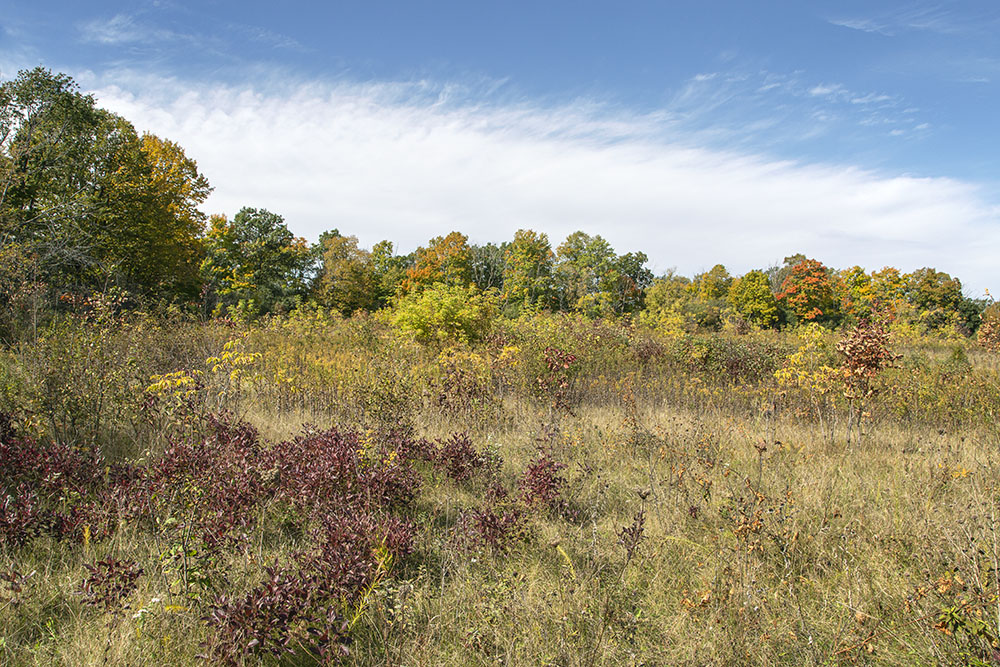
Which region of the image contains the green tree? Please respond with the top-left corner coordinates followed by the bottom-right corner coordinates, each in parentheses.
top-left (610, 251), bottom-right (653, 315)
top-left (0, 67), bottom-right (101, 247)
top-left (502, 229), bottom-right (554, 314)
top-left (470, 241), bottom-right (507, 293)
top-left (315, 235), bottom-right (378, 316)
top-left (554, 231), bottom-right (616, 314)
top-left (1, 68), bottom-right (211, 304)
top-left (639, 270), bottom-right (692, 333)
top-left (693, 264), bottom-right (732, 301)
top-left (837, 266), bottom-right (876, 323)
top-left (905, 268), bottom-right (962, 313)
top-left (200, 207), bottom-right (313, 317)
top-left (88, 128), bottom-right (210, 296)
top-left (371, 240), bottom-right (410, 305)
top-left (727, 270), bottom-right (778, 328)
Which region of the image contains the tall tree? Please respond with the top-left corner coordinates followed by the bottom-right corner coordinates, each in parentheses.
top-left (776, 258), bottom-right (840, 325)
top-left (837, 266), bottom-right (876, 322)
top-left (400, 231), bottom-right (472, 294)
top-left (0, 67), bottom-right (101, 246)
top-left (470, 241), bottom-right (507, 293)
top-left (610, 251), bottom-right (653, 315)
top-left (371, 240), bottom-right (410, 305)
top-left (554, 231), bottom-right (616, 313)
top-left (692, 264), bottom-right (732, 301)
top-left (89, 128), bottom-right (210, 296)
top-left (314, 235), bottom-right (377, 316)
top-left (201, 207), bottom-right (312, 317)
top-left (728, 269), bottom-right (778, 328)
top-left (1, 68), bottom-right (211, 302)
top-left (502, 229), bottom-right (554, 314)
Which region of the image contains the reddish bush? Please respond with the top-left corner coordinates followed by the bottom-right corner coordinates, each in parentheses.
top-left (80, 558), bottom-right (143, 611)
top-left (459, 504), bottom-right (526, 554)
top-left (434, 432), bottom-right (496, 483)
top-left (520, 452), bottom-right (568, 511)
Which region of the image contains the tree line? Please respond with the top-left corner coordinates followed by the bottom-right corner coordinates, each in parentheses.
top-left (1, 67), bottom-right (993, 343)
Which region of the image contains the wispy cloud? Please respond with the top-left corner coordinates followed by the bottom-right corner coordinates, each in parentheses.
top-left (226, 23), bottom-right (309, 52)
top-left (828, 4), bottom-right (1000, 37)
top-left (78, 14), bottom-right (179, 45)
top-left (827, 18), bottom-right (894, 36)
top-left (666, 68), bottom-right (921, 151)
top-left (84, 73), bottom-right (998, 293)
top-left (808, 83), bottom-right (846, 98)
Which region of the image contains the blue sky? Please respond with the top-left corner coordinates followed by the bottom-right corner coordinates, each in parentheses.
top-left (1, 1), bottom-right (998, 292)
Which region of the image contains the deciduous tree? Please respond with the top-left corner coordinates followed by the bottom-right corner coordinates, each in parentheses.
top-left (727, 270), bottom-right (778, 328)
top-left (502, 229), bottom-right (554, 314)
top-left (401, 231), bottom-right (472, 294)
top-left (200, 207), bottom-right (312, 317)
top-left (776, 258), bottom-right (839, 325)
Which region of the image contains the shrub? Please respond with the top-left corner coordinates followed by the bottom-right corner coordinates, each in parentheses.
top-left (79, 558), bottom-right (143, 612)
top-left (978, 303), bottom-right (1000, 352)
top-left (390, 282), bottom-right (498, 346)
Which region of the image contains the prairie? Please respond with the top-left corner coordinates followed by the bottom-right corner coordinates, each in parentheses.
top-left (2, 309), bottom-right (999, 665)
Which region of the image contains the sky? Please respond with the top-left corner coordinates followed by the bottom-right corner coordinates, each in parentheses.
top-left (1, 0), bottom-right (998, 293)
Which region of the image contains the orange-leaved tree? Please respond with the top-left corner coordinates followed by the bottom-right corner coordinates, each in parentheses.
top-left (777, 258), bottom-right (839, 325)
top-left (399, 231), bottom-right (472, 294)
top-left (836, 318), bottom-right (900, 444)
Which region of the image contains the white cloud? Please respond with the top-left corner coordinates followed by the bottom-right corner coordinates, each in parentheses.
top-left (78, 13), bottom-right (195, 47)
top-left (87, 74), bottom-right (999, 294)
top-left (226, 23), bottom-right (308, 52)
top-left (850, 93), bottom-right (893, 105)
top-left (827, 18), bottom-right (894, 36)
top-left (809, 83), bottom-right (845, 98)
top-left (79, 15), bottom-right (148, 45)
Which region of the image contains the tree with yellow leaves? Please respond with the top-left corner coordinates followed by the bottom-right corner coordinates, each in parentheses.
top-left (399, 231), bottom-right (473, 294)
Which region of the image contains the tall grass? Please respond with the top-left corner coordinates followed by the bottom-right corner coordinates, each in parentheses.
top-left (2, 310), bottom-right (999, 665)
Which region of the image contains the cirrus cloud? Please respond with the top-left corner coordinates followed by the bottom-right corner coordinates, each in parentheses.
top-left (86, 72), bottom-right (998, 294)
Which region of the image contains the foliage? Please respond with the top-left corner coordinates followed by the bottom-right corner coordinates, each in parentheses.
top-left (639, 271), bottom-right (693, 334)
top-left (554, 231), bottom-right (652, 316)
top-left (776, 257), bottom-right (840, 325)
top-left (80, 559), bottom-right (143, 612)
top-left (774, 323), bottom-right (840, 394)
top-left (0, 68), bottom-right (210, 306)
top-left (692, 264), bottom-right (732, 301)
top-left (390, 282), bottom-right (498, 345)
top-left (727, 269), bottom-right (778, 329)
top-left (400, 231), bottom-right (473, 294)
top-left (976, 303), bottom-right (1000, 352)
top-left (836, 319), bottom-right (900, 401)
top-left (0, 67), bottom-right (101, 247)
top-left (502, 229), bottom-right (554, 314)
top-left (314, 234), bottom-right (378, 315)
top-left (92, 131), bottom-right (210, 297)
top-left (470, 241), bottom-right (507, 292)
top-left (200, 208), bottom-right (313, 317)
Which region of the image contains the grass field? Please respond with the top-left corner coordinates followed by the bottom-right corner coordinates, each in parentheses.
top-left (2, 310), bottom-right (999, 665)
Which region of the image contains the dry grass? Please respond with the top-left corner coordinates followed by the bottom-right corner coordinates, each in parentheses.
top-left (2, 315), bottom-right (999, 665)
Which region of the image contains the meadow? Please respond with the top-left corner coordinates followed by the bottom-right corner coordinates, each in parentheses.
top-left (1, 305), bottom-right (999, 666)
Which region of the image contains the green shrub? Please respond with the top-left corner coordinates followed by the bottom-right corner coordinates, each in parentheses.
top-left (390, 283), bottom-right (498, 346)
